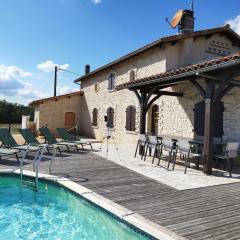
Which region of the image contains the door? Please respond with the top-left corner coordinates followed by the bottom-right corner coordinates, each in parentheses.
top-left (151, 105), bottom-right (159, 135)
top-left (65, 112), bottom-right (76, 133)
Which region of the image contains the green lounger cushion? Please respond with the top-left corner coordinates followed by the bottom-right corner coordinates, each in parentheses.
top-left (39, 127), bottom-right (58, 144)
top-left (18, 128), bottom-right (40, 145)
top-left (39, 127), bottom-right (79, 147)
top-left (0, 128), bottom-right (18, 147)
top-left (56, 128), bottom-right (76, 141)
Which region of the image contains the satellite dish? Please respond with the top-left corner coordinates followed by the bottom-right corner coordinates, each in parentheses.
top-left (171, 10), bottom-right (183, 29)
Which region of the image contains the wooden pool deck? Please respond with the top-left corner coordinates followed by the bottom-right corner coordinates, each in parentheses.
top-left (1, 150), bottom-right (240, 240)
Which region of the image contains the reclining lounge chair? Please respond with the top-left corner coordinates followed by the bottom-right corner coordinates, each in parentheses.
top-left (0, 128), bottom-right (40, 161)
top-left (39, 127), bottom-right (86, 152)
top-left (56, 128), bottom-right (93, 150)
top-left (18, 128), bottom-right (62, 154)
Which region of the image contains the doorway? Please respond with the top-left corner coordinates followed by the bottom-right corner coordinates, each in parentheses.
top-left (151, 104), bottom-right (159, 135)
top-left (65, 112), bottom-right (76, 133)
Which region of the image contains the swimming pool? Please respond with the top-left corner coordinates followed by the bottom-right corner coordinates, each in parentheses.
top-left (0, 175), bottom-right (154, 240)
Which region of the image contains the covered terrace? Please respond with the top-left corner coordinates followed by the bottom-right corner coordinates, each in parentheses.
top-left (116, 52), bottom-right (240, 175)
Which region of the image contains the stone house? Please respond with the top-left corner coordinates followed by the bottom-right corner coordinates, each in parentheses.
top-left (30, 23), bottom-right (240, 143)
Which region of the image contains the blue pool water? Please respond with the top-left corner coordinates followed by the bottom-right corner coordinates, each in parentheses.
top-left (0, 175), bottom-right (153, 240)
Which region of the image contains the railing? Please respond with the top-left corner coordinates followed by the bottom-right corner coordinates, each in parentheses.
top-left (20, 144), bottom-right (57, 191)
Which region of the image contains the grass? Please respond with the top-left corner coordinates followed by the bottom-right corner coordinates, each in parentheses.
top-left (0, 123), bottom-right (22, 135)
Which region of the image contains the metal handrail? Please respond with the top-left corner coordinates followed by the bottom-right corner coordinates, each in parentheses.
top-left (20, 144), bottom-right (57, 191)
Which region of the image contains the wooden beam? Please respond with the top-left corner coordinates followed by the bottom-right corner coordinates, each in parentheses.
top-left (197, 73), bottom-right (240, 87)
top-left (146, 95), bottom-right (161, 112)
top-left (229, 80), bottom-right (240, 87)
top-left (196, 73), bottom-right (224, 82)
top-left (153, 91), bottom-right (183, 97)
top-left (202, 80), bottom-right (215, 175)
top-left (133, 90), bottom-right (141, 103)
top-left (190, 79), bottom-right (206, 99)
top-left (139, 92), bottom-right (147, 135)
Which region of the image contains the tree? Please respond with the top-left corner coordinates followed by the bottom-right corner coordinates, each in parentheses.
top-left (0, 100), bottom-right (34, 124)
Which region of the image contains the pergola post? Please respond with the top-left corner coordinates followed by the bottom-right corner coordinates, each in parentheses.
top-left (139, 92), bottom-right (147, 134)
top-left (203, 80), bottom-right (215, 174)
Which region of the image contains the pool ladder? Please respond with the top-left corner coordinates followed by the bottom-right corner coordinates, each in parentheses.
top-left (20, 145), bottom-right (56, 191)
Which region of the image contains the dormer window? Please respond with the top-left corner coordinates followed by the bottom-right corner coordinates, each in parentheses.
top-left (108, 73), bottom-right (116, 90)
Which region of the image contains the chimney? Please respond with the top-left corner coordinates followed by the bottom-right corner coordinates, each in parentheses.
top-left (84, 64), bottom-right (90, 75)
top-left (181, 10), bottom-right (194, 34)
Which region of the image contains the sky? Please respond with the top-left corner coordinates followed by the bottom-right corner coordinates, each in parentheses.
top-left (0, 0), bottom-right (240, 105)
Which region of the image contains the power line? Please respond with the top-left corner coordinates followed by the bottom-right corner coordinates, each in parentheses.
top-left (58, 67), bottom-right (81, 76)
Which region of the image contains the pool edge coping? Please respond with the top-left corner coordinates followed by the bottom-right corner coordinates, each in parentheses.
top-left (0, 168), bottom-right (187, 240)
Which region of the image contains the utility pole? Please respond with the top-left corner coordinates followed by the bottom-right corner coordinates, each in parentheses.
top-left (54, 66), bottom-right (58, 97)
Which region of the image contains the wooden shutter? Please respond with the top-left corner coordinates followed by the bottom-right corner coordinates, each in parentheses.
top-left (126, 106), bottom-right (136, 131)
top-left (194, 101), bottom-right (205, 137)
top-left (108, 76), bottom-right (111, 90)
top-left (214, 102), bottom-right (224, 138)
top-left (92, 108), bottom-right (98, 127)
top-left (108, 73), bottom-right (115, 90)
top-left (130, 106), bottom-right (136, 131)
top-left (194, 101), bottom-right (224, 138)
top-left (125, 106), bottom-right (131, 131)
top-left (107, 107), bottom-right (114, 128)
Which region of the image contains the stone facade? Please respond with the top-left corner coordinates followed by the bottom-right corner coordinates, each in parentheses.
top-left (33, 93), bottom-right (82, 136)
top-left (79, 33), bottom-right (240, 143)
top-left (32, 32), bottom-right (240, 143)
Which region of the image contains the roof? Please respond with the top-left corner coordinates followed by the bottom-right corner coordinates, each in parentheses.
top-left (29, 91), bottom-right (84, 106)
top-left (74, 25), bottom-right (240, 83)
top-left (116, 52), bottom-right (240, 90)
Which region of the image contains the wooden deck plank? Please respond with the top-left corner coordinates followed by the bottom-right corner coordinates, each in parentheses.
top-left (1, 151), bottom-right (240, 240)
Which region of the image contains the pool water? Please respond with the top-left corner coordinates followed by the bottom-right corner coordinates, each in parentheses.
top-left (0, 176), bottom-right (153, 240)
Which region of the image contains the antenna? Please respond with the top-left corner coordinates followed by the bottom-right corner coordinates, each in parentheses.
top-left (190, 0), bottom-right (194, 11)
top-left (165, 18), bottom-right (174, 29)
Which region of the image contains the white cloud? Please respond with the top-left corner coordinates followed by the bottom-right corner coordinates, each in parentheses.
top-left (0, 65), bottom-right (31, 82)
top-left (58, 85), bottom-right (79, 95)
top-left (91, 0), bottom-right (101, 4)
top-left (0, 64), bottom-right (32, 93)
top-left (37, 60), bottom-right (69, 73)
top-left (0, 64), bottom-right (47, 105)
top-left (226, 15), bottom-right (240, 35)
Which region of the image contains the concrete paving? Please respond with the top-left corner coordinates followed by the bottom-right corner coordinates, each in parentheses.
top-left (94, 142), bottom-right (240, 190)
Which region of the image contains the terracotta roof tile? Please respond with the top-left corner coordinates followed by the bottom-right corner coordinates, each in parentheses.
top-left (116, 52), bottom-right (240, 90)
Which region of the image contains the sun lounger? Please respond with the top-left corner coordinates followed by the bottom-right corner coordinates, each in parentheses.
top-left (39, 127), bottom-right (85, 152)
top-left (0, 128), bottom-right (42, 161)
top-left (0, 147), bottom-right (20, 161)
top-left (18, 128), bottom-right (62, 154)
top-left (0, 128), bottom-right (39, 151)
top-left (56, 128), bottom-right (93, 150)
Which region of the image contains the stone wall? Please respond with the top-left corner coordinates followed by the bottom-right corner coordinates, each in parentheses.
top-left (32, 33), bottom-right (240, 142)
top-left (79, 33), bottom-right (240, 143)
top-left (34, 94), bottom-right (82, 136)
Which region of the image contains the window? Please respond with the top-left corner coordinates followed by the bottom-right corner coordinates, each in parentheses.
top-left (129, 70), bottom-right (135, 82)
top-left (92, 108), bottom-right (98, 127)
top-left (107, 107), bottom-right (114, 128)
top-left (94, 82), bottom-right (99, 92)
top-left (125, 106), bottom-right (136, 132)
top-left (108, 73), bottom-right (116, 90)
